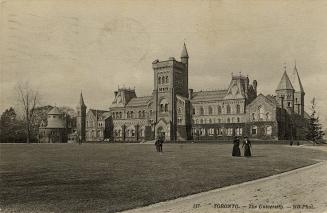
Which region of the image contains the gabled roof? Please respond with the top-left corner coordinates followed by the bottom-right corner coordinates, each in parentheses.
top-left (248, 94), bottom-right (277, 108)
top-left (290, 65), bottom-right (304, 93)
top-left (48, 107), bottom-right (62, 115)
top-left (126, 96), bottom-right (152, 107)
top-left (191, 90), bottom-right (228, 102)
top-left (89, 109), bottom-right (110, 120)
top-left (276, 71), bottom-right (294, 91)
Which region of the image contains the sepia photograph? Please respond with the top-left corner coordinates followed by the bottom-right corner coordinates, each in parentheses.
top-left (0, 0), bottom-right (327, 212)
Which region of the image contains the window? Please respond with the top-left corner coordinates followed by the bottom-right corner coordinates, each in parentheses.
top-left (192, 108), bottom-right (195, 115)
top-left (208, 128), bottom-right (215, 136)
top-left (160, 104), bottom-right (164, 112)
top-left (130, 111), bottom-right (134, 118)
top-left (266, 112), bottom-right (271, 121)
top-left (208, 106), bottom-right (213, 115)
top-left (142, 110), bottom-right (145, 118)
top-left (199, 107), bottom-right (204, 115)
top-left (218, 118), bottom-right (221, 123)
top-left (226, 105), bottom-right (231, 114)
top-left (252, 113), bottom-right (255, 121)
top-left (200, 128), bottom-right (206, 136)
top-left (266, 125), bottom-right (272, 135)
top-left (227, 118), bottom-right (230, 123)
top-left (200, 119), bottom-right (203, 124)
top-left (131, 129), bottom-right (135, 137)
top-left (149, 110), bottom-right (153, 116)
top-left (236, 104), bottom-right (241, 114)
top-left (138, 111), bottom-right (142, 118)
top-left (164, 104), bottom-right (168, 112)
top-left (288, 102), bottom-right (291, 107)
top-left (236, 127), bottom-right (243, 136)
top-left (127, 112), bottom-right (130, 118)
top-left (258, 106), bottom-right (265, 120)
top-left (227, 128), bottom-right (233, 136)
top-left (178, 107), bottom-right (181, 113)
top-left (119, 112), bottom-right (122, 118)
top-left (209, 118), bottom-right (212, 123)
top-left (237, 117), bottom-right (240, 123)
top-left (166, 76), bottom-right (169, 83)
top-left (158, 76), bottom-right (161, 84)
top-left (251, 126), bottom-right (257, 135)
top-left (217, 106), bottom-right (222, 114)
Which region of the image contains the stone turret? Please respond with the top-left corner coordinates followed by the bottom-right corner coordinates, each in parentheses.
top-left (276, 69), bottom-right (294, 113)
top-left (290, 62), bottom-right (305, 117)
top-left (76, 92), bottom-right (87, 142)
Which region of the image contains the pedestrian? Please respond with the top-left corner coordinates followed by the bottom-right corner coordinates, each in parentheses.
top-left (155, 137), bottom-right (160, 152)
top-left (159, 135), bottom-right (164, 152)
top-left (242, 136), bottom-right (252, 157)
top-left (232, 136), bottom-right (241, 157)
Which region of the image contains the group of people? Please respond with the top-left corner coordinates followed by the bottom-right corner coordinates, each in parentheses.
top-left (155, 135), bottom-right (164, 152)
top-left (232, 136), bottom-right (252, 157)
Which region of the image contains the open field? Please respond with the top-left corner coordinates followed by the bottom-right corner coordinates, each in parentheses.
top-left (1, 143), bottom-right (326, 213)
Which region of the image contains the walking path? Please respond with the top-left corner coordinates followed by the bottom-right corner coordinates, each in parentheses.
top-left (123, 146), bottom-right (327, 213)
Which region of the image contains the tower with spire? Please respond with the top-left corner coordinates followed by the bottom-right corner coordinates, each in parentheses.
top-left (181, 42), bottom-right (189, 93)
top-left (76, 92), bottom-right (87, 142)
top-left (290, 62), bottom-right (305, 117)
top-left (276, 66), bottom-right (295, 113)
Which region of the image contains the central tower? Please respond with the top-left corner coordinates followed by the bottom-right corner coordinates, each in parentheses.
top-left (152, 43), bottom-right (189, 140)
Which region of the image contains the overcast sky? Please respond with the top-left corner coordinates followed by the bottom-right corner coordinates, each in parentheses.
top-left (1, 0), bottom-right (327, 126)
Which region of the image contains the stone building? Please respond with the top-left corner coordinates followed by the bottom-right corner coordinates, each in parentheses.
top-left (78, 43), bottom-right (308, 142)
top-left (86, 109), bottom-right (111, 142)
top-left (38, 107), bottom-right (72, 143)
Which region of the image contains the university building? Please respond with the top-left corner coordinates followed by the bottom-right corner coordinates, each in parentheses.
top-left (74, 43), bottom-right (308, 142)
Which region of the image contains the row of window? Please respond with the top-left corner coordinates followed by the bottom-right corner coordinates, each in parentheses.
top-left (158, 76), bottom-right (169, 84)
top-left (86, 121), bottom-right (104, 128)
top-left (114, 129), bottom-right (145, 137)
top-left (192, 127), bottom-right (243, 136)
top-left (193, 104), bottom-right (242, 115)
top-left (193, 117), bottom-right (241, 124)
top-left (192, 125), bottom-right (272, 137)
top-left (113, 110), bottom-right (151, 119)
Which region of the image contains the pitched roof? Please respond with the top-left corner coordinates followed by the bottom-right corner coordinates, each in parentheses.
top-left (290, 65), bottom-right (304, 93)
top-left (276, 71), bottom-right (294, 91)
top-left (181, 43), bottom-right (189, 58)
top-left (48, 107), bottom-right (63, 115)
top-left (89, 109), bottom-right (110, 119)
top-left (126, 96), bottom-right (152, 107)
top-left (191, 90), bottom-right (228, 102)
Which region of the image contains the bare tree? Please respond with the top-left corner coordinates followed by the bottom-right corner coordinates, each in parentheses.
top-left (16, 82), bottom-right (40, 143)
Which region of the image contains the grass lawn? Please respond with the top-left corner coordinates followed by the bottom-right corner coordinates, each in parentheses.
top-left (1, 143), bottom-right (326, 213)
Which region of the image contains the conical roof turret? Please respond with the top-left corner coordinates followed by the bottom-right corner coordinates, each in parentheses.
top-left (276, 71), bottom-right (294, 91)
top-left (181, 43), bottom-right (189, 58)
top-left (290, 63), bottom-right (304, 93)
top-left (79, 92), bottom-right (86, 107)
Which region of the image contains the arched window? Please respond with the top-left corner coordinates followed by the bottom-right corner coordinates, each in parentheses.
top-left (226, 105), bottom-right (231, 114)
top-left (199, 107), bottom-right (204, 115)
top-left (237, 117), bottom-right (240, 123)
top-left (158, 76), bottom-right (161, 84)
top-left (236, 104), bottom-right (241, 114)
top-left (130, 111), bottom-right (134, 118)
top-left (138, 111), bottom-right (142, 118)
top-left (266, 112), bottom-right (271, 121)
top-left (166, 76), bottom-right (169, 83)
top-left (160, 104), bottom-right (164, 112)
top-left (142, 110), bottom-right (145, 118)
top-left (209, 118), bottom-right (212, 123)
top-left (208, 106), bottom-right (213, 115)
top-left (227, 118), bottom-right (230, 123)
top-left (149, 110), bottom-right (153, 116)
top-left (217, 106), bottom-right (222, 114)
top-left (119, 112), bottom-right (122, 118)
top-left (200, 119), bottom-right (203, 124)
top-left (165, 104), bottom-right (168, 112)
top-left (127, 111), bottom-right (130, 118)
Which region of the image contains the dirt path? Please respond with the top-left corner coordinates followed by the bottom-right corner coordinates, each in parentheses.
top-left (123, 146), bottom-right (327, 213)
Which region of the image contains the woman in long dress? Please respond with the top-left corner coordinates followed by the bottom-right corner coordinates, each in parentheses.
top-left (232, 136), bottom-right (241, 157)
top-left (242, 136), bottom-right (252, 157)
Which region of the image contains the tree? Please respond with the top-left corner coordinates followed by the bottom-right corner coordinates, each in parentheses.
top-left (16, 82), bottom-right (40, 143)
top-left (0, 107), bottom-right (25, 143)
top-left (306, 98), bottom-right (325, 143)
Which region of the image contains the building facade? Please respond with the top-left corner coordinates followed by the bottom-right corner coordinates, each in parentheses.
top-left (77, 43), bottom-right (307, 142)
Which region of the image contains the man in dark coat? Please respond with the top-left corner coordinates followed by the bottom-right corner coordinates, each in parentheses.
top-left (242, 136), bottom-right (252, 157)
top-left (159, 135), bottom-right (164, 152)
top-left (155, 137), bottom-right (160, 152)
top-left (232, 136), bottom-right (241, 157)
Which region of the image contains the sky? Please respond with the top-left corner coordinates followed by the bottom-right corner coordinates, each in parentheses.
top-left (1, 0), bottom-right (327, 126)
